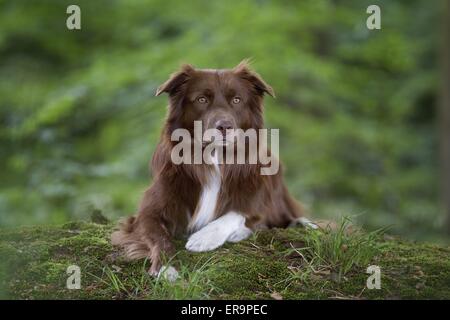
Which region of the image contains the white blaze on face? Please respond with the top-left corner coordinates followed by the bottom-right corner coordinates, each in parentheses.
top-left (189, 153), bottom-right (221, 232)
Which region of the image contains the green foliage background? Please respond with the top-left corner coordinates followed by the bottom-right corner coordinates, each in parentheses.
top-left (0, 0), bottom-right (445, 241)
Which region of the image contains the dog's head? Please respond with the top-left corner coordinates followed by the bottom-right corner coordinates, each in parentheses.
top-left (156, 60), bottom-right (274, 145)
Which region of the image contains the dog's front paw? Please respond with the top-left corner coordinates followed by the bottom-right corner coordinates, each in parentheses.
top-left (228, 226), bottom-right (252, 243)
top-left (185, 225), bottom-right (227, 252)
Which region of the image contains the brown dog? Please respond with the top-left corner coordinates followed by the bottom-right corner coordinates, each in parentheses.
top-left (111, 60), bottom-right (316, 276)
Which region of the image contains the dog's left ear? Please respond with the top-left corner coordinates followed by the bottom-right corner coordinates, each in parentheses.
top-left (233, 59), bottom-right (275, 98)
top-left (156, 64), bottom-right (195, 96)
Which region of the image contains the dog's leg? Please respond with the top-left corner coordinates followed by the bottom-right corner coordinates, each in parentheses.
top-left (186, 211), bottom-right (252, 252)
top-left (135, 213), bottom-right (179, 281)
top-left (146, 242), bottom-right (179, 282)
top-left (145, 236), bottom-right (176, 276)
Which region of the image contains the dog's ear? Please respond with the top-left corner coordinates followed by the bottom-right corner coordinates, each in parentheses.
top-left (155, 64), bottom-right (195, 96)
top-left (233, 59), bottom-right (275, 98)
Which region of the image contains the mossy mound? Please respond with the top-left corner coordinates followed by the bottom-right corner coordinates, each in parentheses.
top-left (0, 221), bottom-right (449, 299)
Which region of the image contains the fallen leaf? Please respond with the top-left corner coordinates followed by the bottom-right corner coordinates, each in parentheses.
top-left (270, 291), bottom-right (283, 300)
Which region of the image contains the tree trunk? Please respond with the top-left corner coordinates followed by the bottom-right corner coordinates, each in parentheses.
top-left (440, 0), bottom-right (450, 234)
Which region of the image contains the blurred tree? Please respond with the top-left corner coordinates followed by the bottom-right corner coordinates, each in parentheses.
top-left (0, 0), bottom-right (445, 242)
top-left (441, 0), bottom-right (450, 234)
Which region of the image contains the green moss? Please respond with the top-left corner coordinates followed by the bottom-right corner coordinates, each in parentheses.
top-left (0, 221), bottom-right (449, 299)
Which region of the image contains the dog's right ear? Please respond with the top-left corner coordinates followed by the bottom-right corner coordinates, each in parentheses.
top-left (155, 64), bottom-right (195, 96)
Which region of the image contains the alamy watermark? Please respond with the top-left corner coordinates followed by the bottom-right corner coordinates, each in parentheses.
top-left (66, 5), bottom-right (81, 30)
top-left (170, 121), bottom-right (279, 175)
top-left (366, 5), bottom-right (381, 30)
top-left (366, 265), bottom-right (381, 289)
top-left (66, 5), bottom-right (379, 32)
top-left (66, 265), bottom-right (81, 290)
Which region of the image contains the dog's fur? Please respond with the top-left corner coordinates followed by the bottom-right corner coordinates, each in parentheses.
top-left (111, 60), bottom-right (312, 275)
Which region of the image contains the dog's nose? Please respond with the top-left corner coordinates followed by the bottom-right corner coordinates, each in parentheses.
top-left (215, 120), bottom-right (233, 135)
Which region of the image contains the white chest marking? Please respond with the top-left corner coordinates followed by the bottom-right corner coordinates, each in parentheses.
top-left (189, 154), bottom-right (221, 232)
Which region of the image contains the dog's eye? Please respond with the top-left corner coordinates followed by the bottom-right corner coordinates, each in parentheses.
top-left (232, 97), bottom-right (241, 104)
top-left (197, 96), bottom-right (208, 104)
